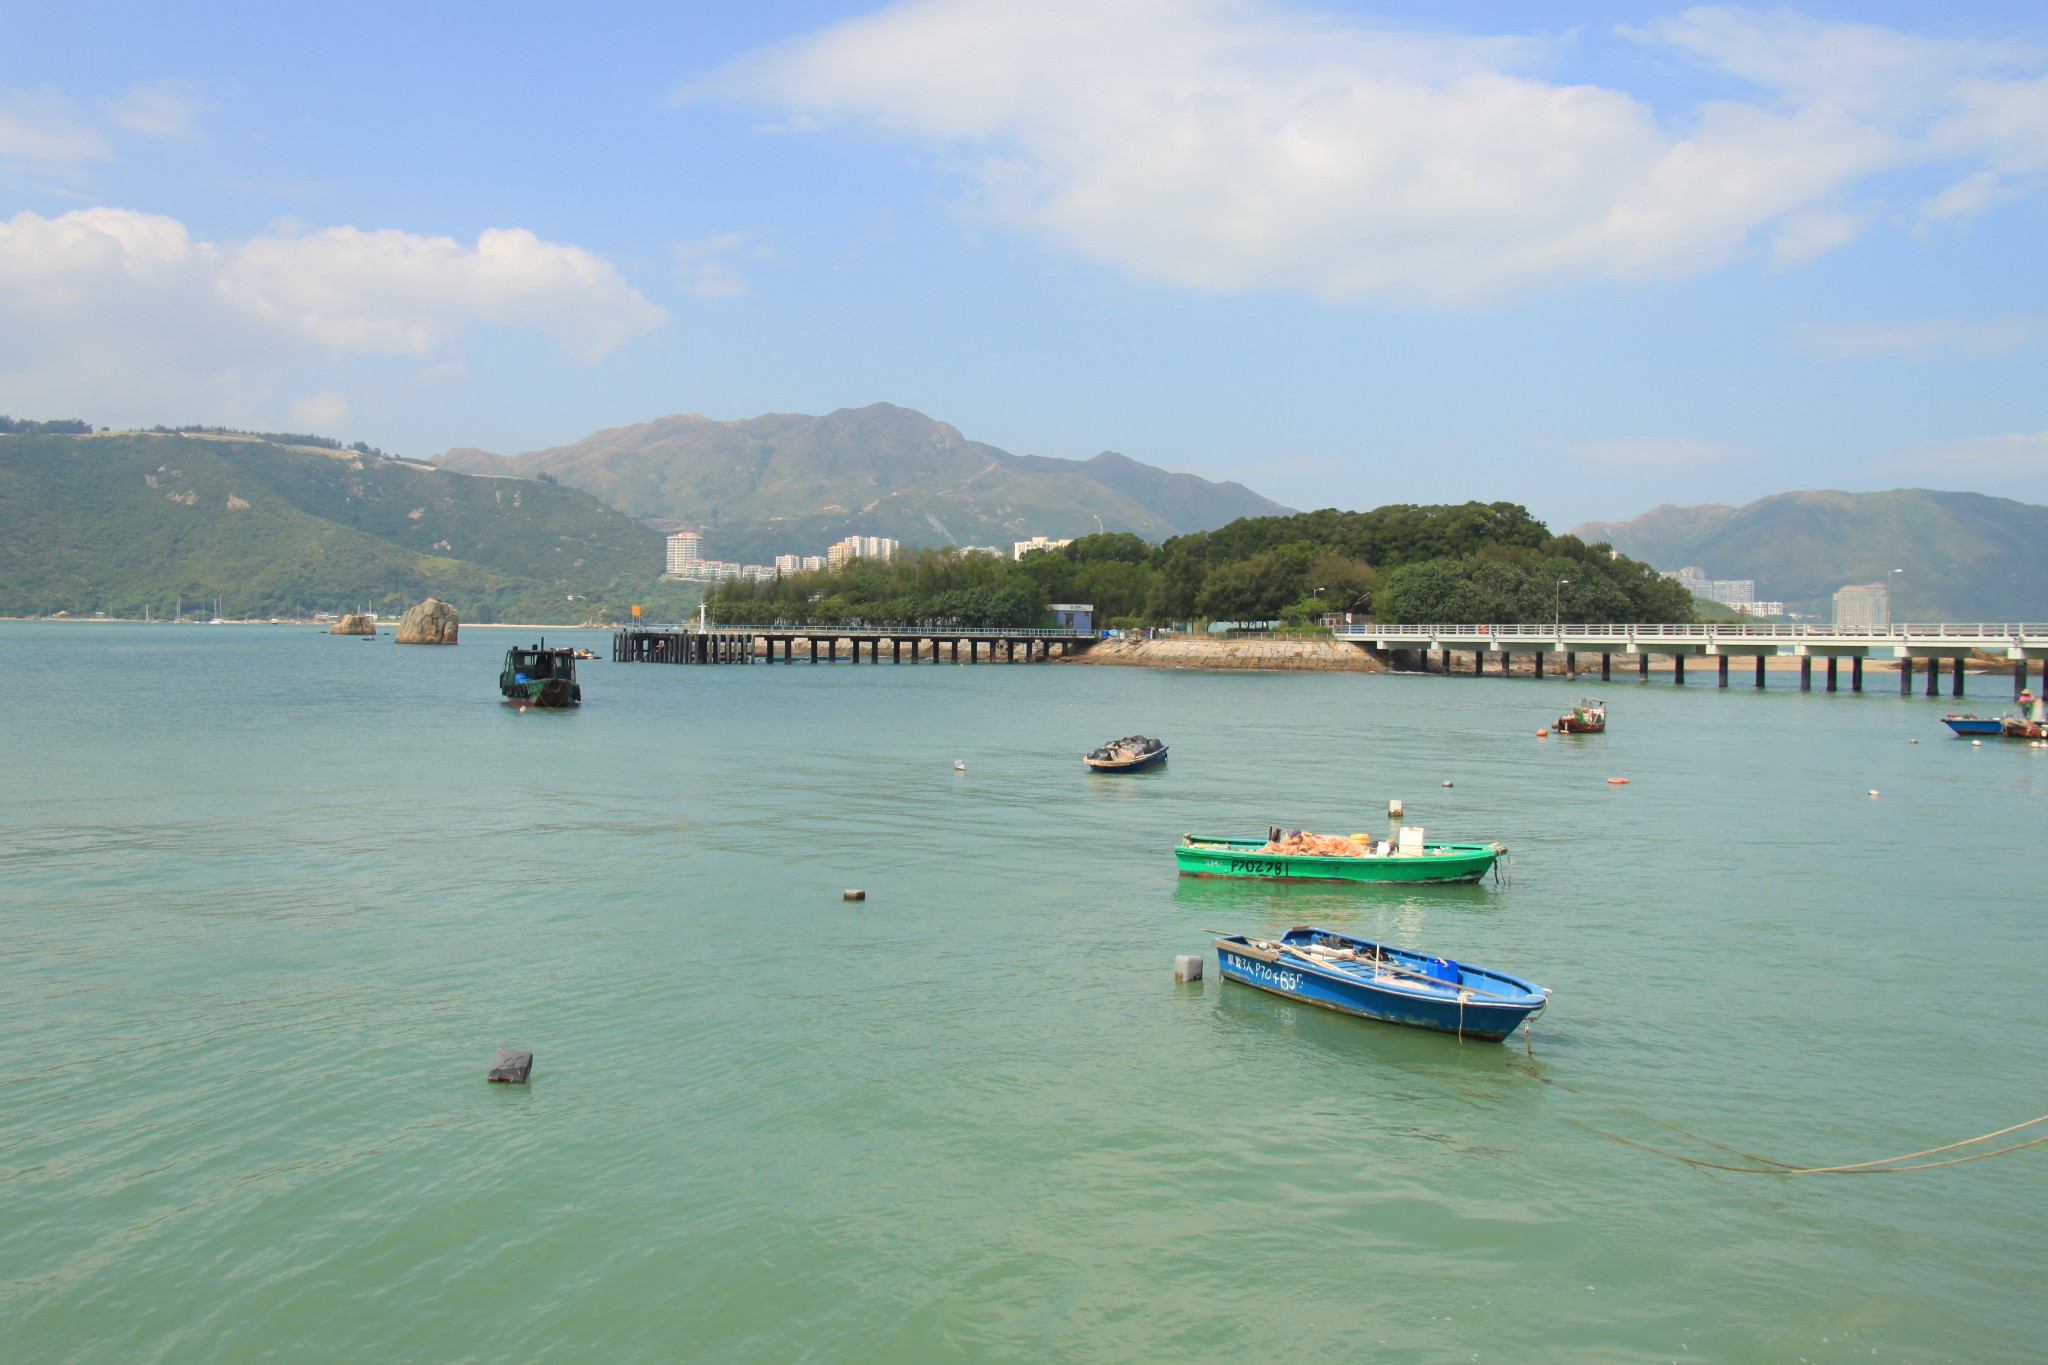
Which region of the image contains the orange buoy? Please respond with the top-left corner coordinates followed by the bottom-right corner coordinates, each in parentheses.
top-left (1607, 776), bottom-right (1629, 785)
top-left (1536, 728), bottom-right (1549, 737)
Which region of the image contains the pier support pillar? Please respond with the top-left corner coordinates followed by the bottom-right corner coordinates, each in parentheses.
top-left (1438, 648), bottom-right (1449, 673)
top-left (831, 639), bottom-right (840, 663)
top-left (1754, 656), bottom-right (1766, 688)
top-left (1826, 657), bottom-right (1838, 692)
top-left (1638, 654), bottom-right (1649, 681)
top-left (1852, 657), bottom-right (1863, 692)
top-left (1927, 657), bottom-right (1939, 696)
top-left (1565, 651), bottom-right (1577, 677)
top-left (1601, 653), bottom-right (1612, 681)
top-left (2017, 658), bottom-right (2029, 699)
top-left (892, 638), bottom-right (901, 663)
top-left (1952, 657), bottom-right (1965, 697)
top-left (1474, 650), bottom-right (1483, 676)
top-left (1800, 658), bottom-right (1812, 691)
top-left (1718, 656), bottom-right (1729, 688)
top-left (1674, 655), bottom-right (1686, 685)
top-left (1534, 651), bottom-right (1544, 679)
top-left (1901, 656), bottom-right (1912, 694)
top-left (810, 638), bottom-right (819, 664)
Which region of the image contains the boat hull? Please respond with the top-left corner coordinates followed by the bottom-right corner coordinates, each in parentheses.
top-left (1942, 716), bottom-right (2003, 735)
top-left (1215, 929), bottom-right (1544, 1041)
top-left (1556, 717), bottom-right (1605, 733)
top-left (1085, 747), bottom-right (1168, 772)
top-left (1176, 837), bottom-right (1503, 884)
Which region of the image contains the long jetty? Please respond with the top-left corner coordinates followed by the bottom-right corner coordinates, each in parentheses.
top-left (613, 624), bottom-right (1095, 666)
top-left (1339, 621), bottom-right (2048, 697)
top-left (611, 619), bottom-right (2048, 698)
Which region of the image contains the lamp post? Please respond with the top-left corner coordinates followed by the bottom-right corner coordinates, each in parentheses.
top-left (1554, 578), bottom-right (1570, 635)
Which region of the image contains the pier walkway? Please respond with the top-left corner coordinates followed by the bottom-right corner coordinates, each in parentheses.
top-left (1335, 621), bottom-right (2048, 696)
top-left (614, 624), bottom-right (1095, 666)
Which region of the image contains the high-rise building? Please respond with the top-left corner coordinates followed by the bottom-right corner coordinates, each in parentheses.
top-left (1014, 535), bottom-right (1073, 560)
top-left (827, 536), bottom-right (899, 569)
top-left (801, 556), bottom-right (827, 572)
top-left (774, 554), bottom-right (801, 574)
top-left (665, 531), bottom-right (703, 576)
top-left (1832, 583), bottom-right (1890, 629)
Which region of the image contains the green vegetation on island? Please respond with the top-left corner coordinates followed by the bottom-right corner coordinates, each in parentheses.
top-left (0, 430), bottom-right (702, 622)
top-left (706, 502), bottom-right (1693, 628)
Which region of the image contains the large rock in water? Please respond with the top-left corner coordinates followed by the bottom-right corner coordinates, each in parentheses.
top-left (331, 613), bottom-right (377, 635)
top-left (395, 598), bottom-right (460, 645)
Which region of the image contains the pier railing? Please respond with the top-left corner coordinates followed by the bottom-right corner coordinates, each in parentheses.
top-left (1334, 622), bottom-right (2048, 643)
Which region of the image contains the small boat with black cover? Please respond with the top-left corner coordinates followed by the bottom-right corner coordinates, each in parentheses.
top-left (1085, 734), bottom-right (1167, 772)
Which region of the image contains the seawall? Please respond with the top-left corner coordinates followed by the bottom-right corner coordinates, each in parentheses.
top-left (1062, 636), bottom-right (1385, 672)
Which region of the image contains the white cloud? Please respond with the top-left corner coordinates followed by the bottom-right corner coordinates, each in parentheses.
top-left (1790, 316), bottom-right (2047, 357)
top-left (694, 1), bottom-right (2047, 305)
top-left (103, 80), bottom-right (204, 141)
top-left (0, 207), bottom-right (667, 422)
top-left (0, 89), bottom-right (109, 166)
top-left (1915, 170), bottom-right (2008, 230)
top-left (291, 390), bottom-right (351, 428)
top-left (671, 231), bottom-right (760, 298)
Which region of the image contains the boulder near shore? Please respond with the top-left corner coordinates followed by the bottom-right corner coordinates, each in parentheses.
top-left (331, 613), bottom-right (377, 636)
top-left (395, 598), bottom-right (460, 645)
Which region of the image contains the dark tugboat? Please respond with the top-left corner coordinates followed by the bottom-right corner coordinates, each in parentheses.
top-left (499, 640), bottom-right (582, 708)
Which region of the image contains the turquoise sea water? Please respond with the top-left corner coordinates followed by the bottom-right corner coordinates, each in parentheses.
top-left (3, 622), bottom-right (2043, 1363)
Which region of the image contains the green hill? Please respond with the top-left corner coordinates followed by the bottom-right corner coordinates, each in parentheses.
top-left (0, 431), bottom-right (699, 621)
top-left (433, 403), bottom-right (1291, 561)
top-left (1573, 490), bottom-right (2048, 621)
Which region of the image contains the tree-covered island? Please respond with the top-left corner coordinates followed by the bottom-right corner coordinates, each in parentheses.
top-left (705, 502), bottom-right (1694, 628)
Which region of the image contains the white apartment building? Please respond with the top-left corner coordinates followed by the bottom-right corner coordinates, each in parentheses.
top-left (1014, 535), bottom-right (1073, 560)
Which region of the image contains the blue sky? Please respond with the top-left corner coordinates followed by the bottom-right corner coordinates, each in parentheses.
top-left (3, 1), bottom-right (2043, 529)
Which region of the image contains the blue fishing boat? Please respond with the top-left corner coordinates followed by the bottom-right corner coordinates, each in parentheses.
top-left (1941, 714), bottom-right (2003, 736)
top-left (1213, 926), bottom-right (1547, 1042)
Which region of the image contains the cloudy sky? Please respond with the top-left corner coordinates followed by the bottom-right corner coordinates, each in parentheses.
top-left (4, 1), bottom-right (2043, 526)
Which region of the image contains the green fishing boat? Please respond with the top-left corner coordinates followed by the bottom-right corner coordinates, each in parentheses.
top-left (1175, 833), bottom-right (1507, 884)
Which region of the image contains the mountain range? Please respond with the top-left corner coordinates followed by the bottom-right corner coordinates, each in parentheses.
top-left (433, 403), bottom-right (1291, 563)
top-left (1573, 489), bottom-right (2048, 621)
top-left (0, 430), bottom-right (699, 621)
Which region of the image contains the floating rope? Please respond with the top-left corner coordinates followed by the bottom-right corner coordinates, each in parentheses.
top-left (1528, 1070), bottom-right (2047, 1174)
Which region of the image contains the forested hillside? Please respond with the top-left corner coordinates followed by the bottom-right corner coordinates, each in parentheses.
top-left (1573, 489), bottom-right (2048, 619)
top-left (0, 431), bottom-right (699, 621)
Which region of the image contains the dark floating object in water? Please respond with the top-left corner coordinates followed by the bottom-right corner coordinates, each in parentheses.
top-left (1084, 733), bottom-right (1168, 772)
top-left (487, 1049), bottom-right (534, 1084)
top-left (843, 889), bottom-right (866, 902)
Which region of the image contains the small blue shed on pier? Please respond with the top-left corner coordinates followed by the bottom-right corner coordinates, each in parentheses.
top-left (1047, 603), bottom-right (1094, 633)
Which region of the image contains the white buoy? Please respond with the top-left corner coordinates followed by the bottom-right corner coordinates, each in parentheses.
top-left (1868, 789), bottom-right (1879, 797)
top-left (843, 889), bottom-right (866, 902)
top-left (1174, 954), bottom-right (1203, 982)
top-left (1387, 798), bottom-right (1404, 819)
top-left (1442, 780), bottom-right (1454, 788)
top-left (954, 760), bottom-right (966, 771)
top-left (1972, 739), bottom-right (1982, 747)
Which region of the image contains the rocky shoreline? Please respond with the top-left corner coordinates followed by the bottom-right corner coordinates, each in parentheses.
top-left (1061, 636), bottom-right (1385, 672)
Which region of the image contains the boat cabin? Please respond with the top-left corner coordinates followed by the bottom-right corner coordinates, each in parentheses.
top-left (499, 641), bottom-right (582, 707)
